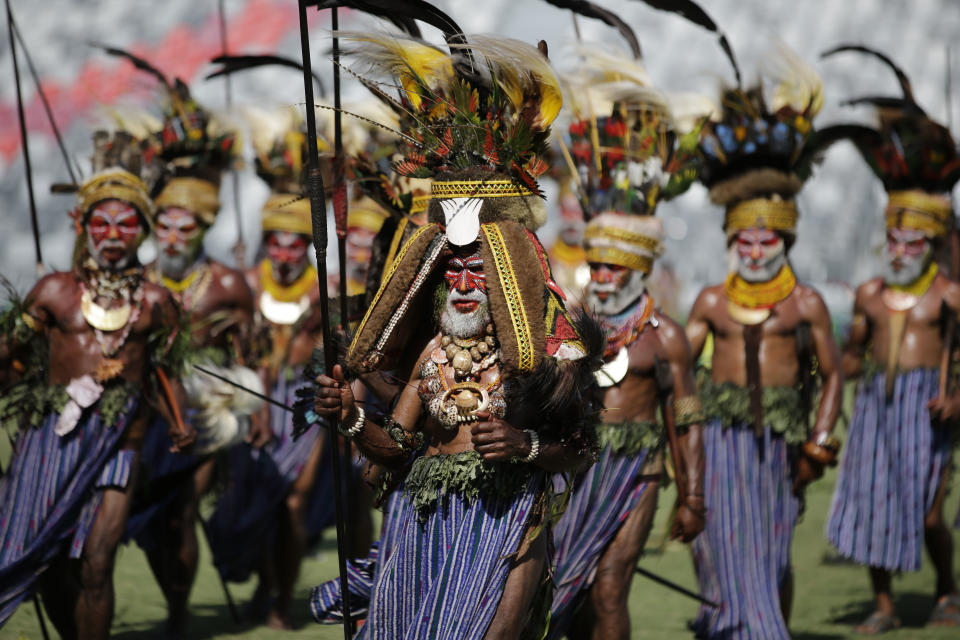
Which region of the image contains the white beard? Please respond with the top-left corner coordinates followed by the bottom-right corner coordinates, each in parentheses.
top-left (736, 247), bottom-right (786, 283)
top-left (884, 249), bottom-right (931, 287)
top-left (157, 250), bottom-right (199, 280)
top-left (585, 269), bottom-right (647, 316)
top-left (87, 235), bottom-right (136, 270)
top-left (440, 288), bottom-right (491, 338)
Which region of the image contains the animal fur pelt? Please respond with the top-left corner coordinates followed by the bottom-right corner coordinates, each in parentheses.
top-left (503, 310), bottom-right (604, 461)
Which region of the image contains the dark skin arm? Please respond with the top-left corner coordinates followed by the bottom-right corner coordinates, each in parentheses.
top-left (841, 281), bottom-right (876, 380)
top-left (149, 287), bottom-right (196, 452)
top-left (794, 287), bottom-right (843, 493)
top-left (928, 279), bottom-right (960, 422)
top-left (470, 413), bottom-right (592, 473)
top-left (657, 318), bottom-right (705, 543)
top-left (685, 287), bottom-right (716, 361)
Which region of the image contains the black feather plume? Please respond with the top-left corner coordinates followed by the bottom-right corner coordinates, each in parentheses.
top-left (542, 0), bottom-right (642, 59)
top-left (630, 0), bottom-right (740, 86)
top-left (822, 44), bottom-right (918, 107)
top-left (311, 1), bottom-right (466, 48)
top-left (842, 96), bottom-right (926, 116)
top-left (93, 43), bottom-right (169, 88)
top-left (206, 54), bottom-right (326, 97)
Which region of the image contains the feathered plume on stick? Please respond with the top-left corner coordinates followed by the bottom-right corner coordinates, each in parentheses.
top-left (92, 42), bottom-right (170, 88)
top-left (207, 54), bottom-right (327, 97)
top-left (630, 0), bottom-right (741, 86)
top-left (542, 0), bottom-right (642, 59)
top-left (822, 43), bottom-right (919, 109)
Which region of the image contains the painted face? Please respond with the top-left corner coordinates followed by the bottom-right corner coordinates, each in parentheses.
top-left (346, 227), bottom-right (377, 288)
top-left (440, 249), bottom-right (491, 338)
top-left (155, 207), bottom-right (204, 279)
top-left (85, 199), bottom-right (145, 269)
top-left (266, 231), bottom-right (310, 285)
top-left (735, 228), bottom-right (786, 283)
top-left (884, 227), bottom-right (931, 286)
top-left (558, 194), bottom-right (585, 247)
top-left (586, 262), bottom-right (647, 315)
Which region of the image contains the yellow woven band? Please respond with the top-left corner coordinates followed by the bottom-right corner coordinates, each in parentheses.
top-left (724, 198), bottom-right (798, 234)
top-left (78, 169), bottom-right (153, 225)
top-left (262, 193), bottom-right (312, 236)
top-left (155, 177), bottom-right (221, 227)
top-left (885, 190), bottom-right (952, 237)
top-left (409, 194), bottom-right (431, 215)
top-left (348, 206), bottom-right (389, 232)
top-left (583, 225), bottom-right (662, 254)
top-left (585, 247), bottom-right (653, 273)
top-left (431, 179), bottom-right (534, 199)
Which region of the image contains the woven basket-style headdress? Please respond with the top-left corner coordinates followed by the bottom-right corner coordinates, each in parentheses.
top-left (821, 45), bottom-right (960, 239)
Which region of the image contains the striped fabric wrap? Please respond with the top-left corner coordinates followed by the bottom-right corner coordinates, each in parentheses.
top-left (124, 414), bottom-right (201, 550)
top-left (310, 488), bottom-right (414, 623)
top-left (342, 469), bottom-right (544, 639)
top-left (0, 395), bottom-right (139, 626)
top-left (827, 368), bottom-right (951, 572)
top-left (546, 443), bottom-right (658, 639)
top-left (692, 418), bottom-right (800, 640)
top-left (207, 366), bottom-right (327, 582)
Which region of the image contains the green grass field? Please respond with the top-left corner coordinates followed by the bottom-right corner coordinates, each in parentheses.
top-left (4, 407), bottom-right (959, 639)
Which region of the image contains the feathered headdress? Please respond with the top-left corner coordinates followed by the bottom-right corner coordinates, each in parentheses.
top-left (75, 130), bottom-right (155, 227)
top-left (820, 44), bottom-right (960, 238)
top-left (561, 46), bottom-right (713, 273)
top-left (99, 45), bottom-right (239, 227)
top-left (697, 41), bottom-right (826, 241)
top-left (342, 32), bottom-right (564, 242)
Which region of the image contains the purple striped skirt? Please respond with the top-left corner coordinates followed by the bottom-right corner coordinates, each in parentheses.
top-left (207, 367), bottom-right (324, 582)
top-left (0, 397), bottom-right (138, 626)
top-left (692, 419), bottom-right (800, 640)
top-left (310, 488), bottom-right (413, 623)
top-left (827, 368), bottom-right (950, 572)
top-left (349, 472), bottom-right (543, 639)
top-left (546, 446), bottom-right (656, 638)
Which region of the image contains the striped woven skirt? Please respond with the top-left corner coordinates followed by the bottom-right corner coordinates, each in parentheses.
top-left (546, 446), bottom-right (656, 638)
top-left (207, 368), bottom-right (325, 582)
top-left (346, 473), bottom-right (542, 639)
top-left (0, 397), bottom-right (138, 626)
top-left (310, 488), bottom-right (413, 623)
top-left (691, 419), bottom-right (800, 640)
top-left (124, 414), bottom-right (201, 550)
top-left (827, 368), bottom-right (950, 572)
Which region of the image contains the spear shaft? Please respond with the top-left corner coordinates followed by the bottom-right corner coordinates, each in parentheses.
top-left (6, 0), bottom-right (42, 275)
top-left (297, 2), bottom-right (354, 636)
top-left (218, 0), bottom-right (245, 268)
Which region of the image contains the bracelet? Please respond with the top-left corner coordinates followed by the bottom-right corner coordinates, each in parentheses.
top-left (341, 406), bottom-right (365, 437)
top-left (519, 429), bottom-right (540, 463)
top-left (813, 431), bottom-right (841, 452)
top-left (384, 416), bottom-right (425, 452)
top-left (673, 395), bottom-right (706, 428)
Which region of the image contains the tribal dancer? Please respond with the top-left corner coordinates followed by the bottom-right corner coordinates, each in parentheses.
top-left (546, 49), bottom-right (708, 640)
top-left (312, 33), bottom-right (601, 638)
top-left (821, 46), bottom-right (960, 633)
top-left (123, 80), bottom-right (261, 638)
top-left (205, 107), bottom-right (332, 629)
top-left (684, 44), bottom-right (843, 639)
top-left (547, 187), bottom-right (589, 306)
top-left (0, 130), bottom-right (195, 639)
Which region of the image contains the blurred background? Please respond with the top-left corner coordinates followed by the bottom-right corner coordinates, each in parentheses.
top-left (1, 0), bottom-right (958, 328)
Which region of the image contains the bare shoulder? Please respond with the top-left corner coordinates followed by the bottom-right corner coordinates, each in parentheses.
top-left (938, 273), bottom-right (960, 312)
top-left (793, 283), bottom-right (831, 322)
top-left (28, 271), bottom-right (78, 304)
top-left (209, 260), bottom-right (248, 290)
top-left (142, 280), bottom-right (179, 317)
top-left (653, 310), bottom-right (693, 361)
top-left (689, 284), bottom-right (725, 317)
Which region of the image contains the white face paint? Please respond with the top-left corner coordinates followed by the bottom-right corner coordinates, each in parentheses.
top-left (884, 227), bottom-right (932, 286)
top-left (439, 198), bottom-right (483, 246)
top-left (85, 199), bottom-right (146, 270)
top-left (735, 229), bottom-right (787, 283)
top-left (585, 264), bottom-right (647, 316)
top-left (155, 207), bottom-right (204, 279)
top-left (439, 250), bottom-right (491, 338)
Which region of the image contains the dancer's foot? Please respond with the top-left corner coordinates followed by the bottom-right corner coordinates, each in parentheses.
top-left (928, 594), bottom-right (960, 627)
top-left (266, 610), bottom-right (293, 630)
top-left (854, 610), bottom-right (900, 635)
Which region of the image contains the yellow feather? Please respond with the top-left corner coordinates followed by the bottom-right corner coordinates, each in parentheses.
top-left (340, 32), bottom-right (453, 110)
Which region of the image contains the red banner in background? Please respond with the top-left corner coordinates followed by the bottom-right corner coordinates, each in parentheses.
top-left (0, 0), bottom-right (310, 163)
